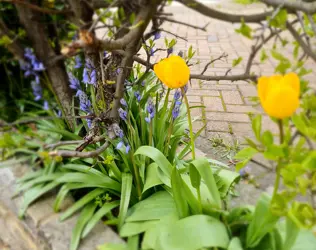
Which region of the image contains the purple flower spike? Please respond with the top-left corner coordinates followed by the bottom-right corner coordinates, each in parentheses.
top-left (118, 108), bottom-right (127, 121)
top-left (120, 98), bottom-right (127, 107)
top-left (90, 69), bottom-right (97, 85)
top-left (154, 32), bottom-right (161, 40)
top-left (43, 100), bottom-right (49, 110)
top-left (150, 48), bottom-right (155, 56)
top-left (172, 104), bottom-right (181, 120)
top-left (74, 55), bottom-right (82, 69)
top-left (145, 116), bottom-right (151, 123)
top-left (83, 68), bottom-right (89, 84)
top-left (134, 91), bottom-right (141, 102)
top-left (116, 141), bottom-right (124, 150)
top-left (125, 144), bottom-right (130, 154)
top-left (68, 73), bottom-right (81, 90)
top-left (174, 89), bottom-right (181, 100)
top-left (147, 98), bottom-right (155, 119)
top-left (167, 47), bottom-right (173, 56)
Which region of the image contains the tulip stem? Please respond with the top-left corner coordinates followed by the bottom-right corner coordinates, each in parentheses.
top-left (273, 119), bottom-right (284, 199)
top-left (182, 88), bottom-right (195, 160)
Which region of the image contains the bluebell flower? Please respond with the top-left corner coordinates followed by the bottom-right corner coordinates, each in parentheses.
top-left (103, 51), bottom-right (107, 58)
top-left (76, 90), bottom-right (91, 113)
top-left (116, 68), bottom-right (122, 75)
top-left (118, 108), bottom-right (127, 121)
top-left (33, 60), bottom-right (45, 71)
top-left (35, 75), bottom-right (40, 84)
top-left (87, 118), bottom-right (92, 128)
top-left (134, 91), bottom-right (141, 102)
top-left (174, 89), bottom-right (181, 100)
top-left (145, 116), bottom-right (151, 124)
top-left (90, 70), bottom-right (97, 85)
top-left (239, 166), bottom-right (250, 177)
top-left (74, 55), bottom-right (82, 69)
top-left (116, 141), bottom-right (124, 150)
top-left (172, 103), bottom-right (181, 120)
top-left (68, 73), bottom-right (80, 91)
top-left (24, 48), bottom-right (35, 61)
top-left (31, 81), bottom-right (42, 101)
top-left (150, 48), bottom-right (155, 56)
top-left (167, 47), bottom-right (173, 56)
top-left (141, 81), bottom-right (145, 87)
top-left (154, 32), bottom-right (161, 40)
top-left (147, 98), bottom-right (155, 119)
top-left (126, 144), bottom-right (130, 154)
top-left (120, 98), bottom-right (127, 107)
top-left (43, 100), bottom-right (49, 110)
top-left (85, 59), bottom-right (93, 69)
top-left (83, 68), bottom-right (89, 84)
top-left (183, 84), bottom-right (188, 93)
top-left (57, 110), bottom-right (62, 117)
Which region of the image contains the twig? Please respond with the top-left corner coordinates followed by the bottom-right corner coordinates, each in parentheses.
top-left (190, 73), bottom-right (257, 82)
top-left (159, 16), bottom-right (209, 31)
top-left (261, 0), bottom-right (316, 14)
top-left (49, 141), bottom-right (110, 158)
top-left (44, 140), bottom-right (84, 150)
top-left (0, 0), bottom-right (72, 15)
top-left (88, 0), bottom-right (118, 32)
top-left (250, 159), bottom-right (273, 171)
top-left (307, 14), bottom-right (316, 35)
top-left (176, 0), bottom-right (273, 23)
top-left (286, 21), bottom-right (316, 62)
top-left (200, 53), bottom-right (228, 75)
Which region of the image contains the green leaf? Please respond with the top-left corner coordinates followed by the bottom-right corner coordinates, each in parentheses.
top-left (19, 182), bottom-right (60, 217)
top-left (60, 188), bottom-right (105, 221)
top-left (191, 158), bottom-right (221, 208)
top-left (118, 173), bottom-right (133, 229)
top-left (82, 201), bottom-right (120, 238)
top-left (62, 164), bottom-right (107, 178)
top-left (215, 168), bottom-right (240, 198)
top-left (143, 163), bottom-right (163, 193)
top-left (228, 237), bottom-right (243, 250)
top-left (0, 156), bottom-right (32, 168)
top-left (134, 146), bottom-right (172, 180)
top-left (232, 57), bottom-right (243, 67)
top-left (252, 115), bottom-right (262, 140)
top-left (246, 194), bottom-right (279, 248)
top-left (189, 164), bottom-right (201, 189)
top-left (263, 145), bottom-right (284, 160)
top-left (292, 114), bottom-right (308, 135)
top-left (97, 243), bottom-right (126, 250)
top-left (120, 220), bottom-right (159, 237)
top-left (171, 167), bottom-right (189, 218)
top-left (260, 49), bottom-right (268, 63)
top-left (127, 235), bottom-right (139, 250)
top-left (269, 9), bottom-right (287, 29)
top-left (283, 217), bottom-right (299, 250)
top-left (126, 191), bottom-right (177, 222)
top-left (156, 215), bottom-right (230, 250)
top-left (70, 202), bottom-right (97, 250)
top-left (235, 18), bottom-right (252, 39)
top-left (302, 151), bottom-right (316, 170)
top-left (234, 147), bottom-right (258, 160)
top-left (261, 130), bottom-right (274, 147)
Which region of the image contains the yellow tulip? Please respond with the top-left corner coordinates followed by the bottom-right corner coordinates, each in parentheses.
top-left (258, 72), bottom-right (300, 119)
top-left (154, 55), bottom-right (190, 89)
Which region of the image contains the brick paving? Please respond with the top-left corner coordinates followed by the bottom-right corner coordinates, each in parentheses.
top-left (150, 0), bottom-right (316, 145)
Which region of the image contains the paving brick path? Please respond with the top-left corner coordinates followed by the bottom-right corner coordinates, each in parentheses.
top-left (150, 0), bottom-right (316, 146)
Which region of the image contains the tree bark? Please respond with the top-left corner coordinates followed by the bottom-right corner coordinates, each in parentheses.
top-left (15, 2), bottom-right (74, 127)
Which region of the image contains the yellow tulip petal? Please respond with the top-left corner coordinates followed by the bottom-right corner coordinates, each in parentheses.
top-left (153, 55), bottom-right (190, 89)
top-left (283, 72), bottom-right (300, 96)
top-left (263, 86), bottom-right (299, 119)
top-left (258, 76), bottom-right (270, 103)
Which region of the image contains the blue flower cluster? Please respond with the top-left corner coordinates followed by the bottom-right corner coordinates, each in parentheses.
top-left (20, 48), bottom-right (45, 101)
top-left (145, 98), bottom-right (155, 123)
top-left (83, 59), bottom-right (97, 85)
top-left (68, 72), bottom-right (92, 128)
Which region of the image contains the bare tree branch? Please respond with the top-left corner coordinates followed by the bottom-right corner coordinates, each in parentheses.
top-left (200, 53), bottom-right (228, 75)
top-left (261, 0), bottom-right (316, 14)
top-left (44, 140), bottom-right (84, 150)
top-left (158, 17), bottom-right (208, 31)
top-left (286, 21), bottom-right (316, 62)
top-left (176, 0), bottom-right (272, 23)
top-left (190, 73), bottom-right (257, 82)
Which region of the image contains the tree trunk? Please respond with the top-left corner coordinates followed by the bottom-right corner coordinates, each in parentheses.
top-left (16, 2), bottom-right (74, 127)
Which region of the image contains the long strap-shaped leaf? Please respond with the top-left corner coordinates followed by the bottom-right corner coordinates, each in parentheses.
top-left (190, 158), bottom-right (222, 209)
top-left (118, 173), bottom-right (133, 229)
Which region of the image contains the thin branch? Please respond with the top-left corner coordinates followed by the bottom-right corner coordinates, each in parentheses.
top-left (286, 21), bottom-right (316, 62)
top-left (250, 159), bottom-right (273, 171)
top-left (200, 53), bottom-right (228, 75)
top-left (176, 0), bottom-right (273, 23)
top-left (49, 141), bottom-right (110, 158)
top-left (190, 73), bottom-right (257, 82)
top-left (261, 0), bottom-right (316, 14)
top-left (44, 140), bottom-right (84, 150)
top-left (307, 14), bottom-right (316, 35)
top-left (0, 0), bottom-right (72, 15)
top-left (159, 16), bottom-right (209, 31)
